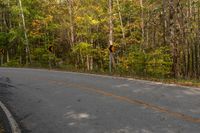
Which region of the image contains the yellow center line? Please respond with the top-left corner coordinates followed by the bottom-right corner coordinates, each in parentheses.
top-left (71, 84), bottom-right (200, 123)
top-left (27, 77), bottom-right (200, 123)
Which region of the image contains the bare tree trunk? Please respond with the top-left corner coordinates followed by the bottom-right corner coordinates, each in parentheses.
top-left (49, 55), bottom-right (52, 69)
top-left (7, 0), bottom-right (11, 29)
top-left (179, 2), bottom-right (187, 78)
top-left (162, 0), bottom-right (167, 45)
top-left (109, 0), bottom-right (115, 73)
top-left (153, 24), bottom-right (156, 47)
top-left (90, 56), bottom-right (93, 71)
top-left (1, 55), bottom-right (3, 65)
top-left (90, 38), bottom-right (94, 71)
top-left (146, 9), bottom-right (149, 47)
top-left (68, 0), bottom-right (74, 47)
top-left (140, 0), bottom-right (145, 50)
top-left (169, 0), bottom-right (178, 78)
top-left (18, 0), bottom-right (31, 65)
top-left (116, 0), bottom-right (126, 47)
top-left (175, 0), bottom-right (181, 77)
top-left (87, 55), bottom-right (90, 71)
top-left (6, 50), bottom-right (9, 63)
top-left (198, 6), bottom-right (200, 78)
top-left (186, 0), bottom-right (192, 78)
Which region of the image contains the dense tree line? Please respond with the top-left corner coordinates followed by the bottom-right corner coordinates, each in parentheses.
top-left (0, 0), bottom-right (200, 79)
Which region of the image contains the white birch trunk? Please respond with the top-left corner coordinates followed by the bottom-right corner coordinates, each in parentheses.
top-left (109, 0), bottom-right (115, 73)
top-left (18, 0), bottom-right (31, 64)
top-left (116, 0), bottom-right (126, 46)
top-left (68, 0), bottom-right (74, 47)
top-left (7, 50), bottom-right (9, 63)
top-left (140, 0), bottom-right (144, 49)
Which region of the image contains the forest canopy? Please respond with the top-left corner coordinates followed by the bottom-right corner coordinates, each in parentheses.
top-left (0, 0), bottom-right (200, 79)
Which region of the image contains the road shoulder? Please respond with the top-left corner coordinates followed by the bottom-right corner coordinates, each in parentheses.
top-left (0, 104), bottom-right (11, 133)
top-left (0, 101), bottom-right (20, 133)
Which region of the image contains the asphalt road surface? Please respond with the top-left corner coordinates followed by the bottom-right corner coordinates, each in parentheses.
top-left (0, 68), bottom-right (200, 133)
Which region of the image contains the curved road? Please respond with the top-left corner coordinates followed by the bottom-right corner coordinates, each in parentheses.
top-left (0, 68), bottom-right (200, 133)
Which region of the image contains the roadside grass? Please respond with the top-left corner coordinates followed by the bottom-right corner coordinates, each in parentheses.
top-left (42, 67), bottom-right (200, 88)
top-left (172, 79), bottom-right (200, 88)
top-left (107, 73), bottom-right (200, 88)
top-left (51, 66), bottom-right (200, 88)
top-left (133, 76), bottom-right (200, 88)
top-left (55, 69), bottom-right (200, 88)
top-left (3, 66), bottom-right (200, 88)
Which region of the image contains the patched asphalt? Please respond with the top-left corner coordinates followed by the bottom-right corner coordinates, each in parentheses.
top-left (0, 68), bottom-right (200, 133)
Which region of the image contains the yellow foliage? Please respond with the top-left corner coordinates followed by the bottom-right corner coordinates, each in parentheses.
top-left (44, 15), bottom-right (53, 24)
top-left (75, 16), bottom-right (84, 23)
top-left (88, 16), bottom-right (99, 25)
top-left (32, 20), bottom-right (41, 27)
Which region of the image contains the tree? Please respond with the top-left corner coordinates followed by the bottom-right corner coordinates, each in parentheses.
top-left (109, 0), bottom-right (115, 72)
top-left (0, 0), bottom-right (200, 79)
top-left (18, 0), bottom-right (31, 64)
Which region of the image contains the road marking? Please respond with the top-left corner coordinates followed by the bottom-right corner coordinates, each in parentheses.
top-left (0, 101), bottom-right (21, 133)
top-left (45, 80), bottom-right (200, 123)
top-left (16, 76), bottom-right (200, 124)
top-left (73, 84), bottom-right (200, 123)
top-left (1, 68), bottom-right (200, 123)
top-left (47, 80), bottom-right (200, 123)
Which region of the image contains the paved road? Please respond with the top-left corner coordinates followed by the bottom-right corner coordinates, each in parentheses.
top-left (0, 68), bottom-right (200, 133)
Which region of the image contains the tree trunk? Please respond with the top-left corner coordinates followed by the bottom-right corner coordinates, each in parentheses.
top-left (68, 0), bottom-right (74, 47)
top-left (90, 56), bottom-right (93, 71)
top-left (140, 0), bottom-right (145, 50)
top-left (162, 0), bottom-right (167, 45)
top-left (169, 0), bottom-right (178, 78)
top-left (116, 0), bottom-right (126, 47)
top-left (1, 55), bottom-right (3, 65)
top-left (87, 55), bottom-right (90, 71)
top-left (109, 0), bottom-right (115, 73)
top-left (7, 50), bottom-right (9, 63)
top-left (198, 6), bottom-right (200, 78)
top-left (18, 0), bottom-right (31, 65)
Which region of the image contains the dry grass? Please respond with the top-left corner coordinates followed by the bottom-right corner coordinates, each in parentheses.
top-left (49, 68), bottom-right (200, 88)
top-left (16, 66), bottom-right (200, 88)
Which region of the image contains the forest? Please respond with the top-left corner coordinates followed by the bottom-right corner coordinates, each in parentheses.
top-left (0, 0), bottom-right (200, 80)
